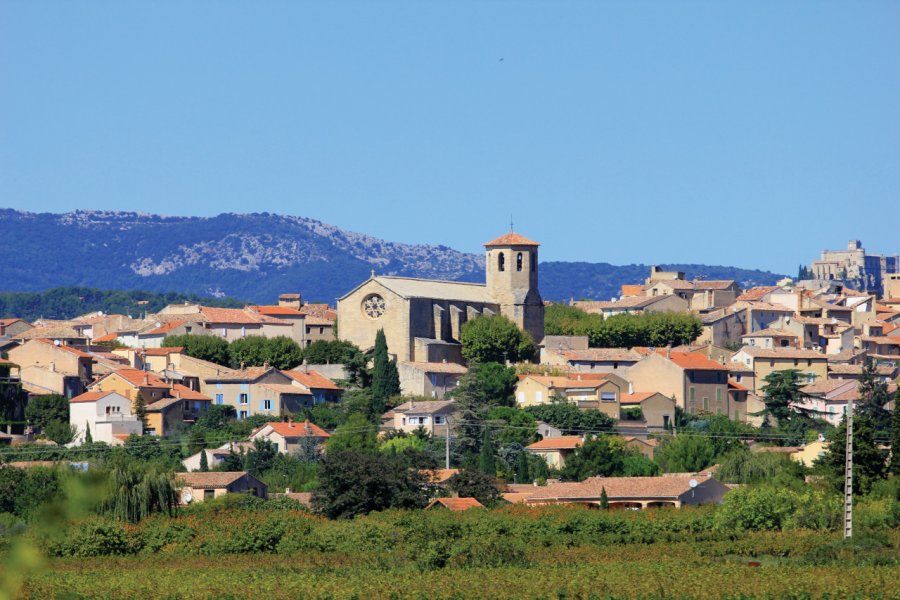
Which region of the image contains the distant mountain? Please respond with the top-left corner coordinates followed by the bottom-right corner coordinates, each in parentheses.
top-left (0, 209), bottom-right (785, 304)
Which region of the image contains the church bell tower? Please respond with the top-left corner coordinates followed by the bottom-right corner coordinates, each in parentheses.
top-left (484, 232), bottom-right (544, 345)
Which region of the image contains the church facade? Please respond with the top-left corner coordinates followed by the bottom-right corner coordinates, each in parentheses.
top-left (336, 233), bottom-right (544, 363)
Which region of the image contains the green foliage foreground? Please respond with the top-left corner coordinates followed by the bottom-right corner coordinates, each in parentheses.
top-left (4, 501), bottom-right (900, 599)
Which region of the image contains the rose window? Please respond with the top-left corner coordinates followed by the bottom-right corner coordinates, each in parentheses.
top-left (363, 294), bottom-right (385, 319)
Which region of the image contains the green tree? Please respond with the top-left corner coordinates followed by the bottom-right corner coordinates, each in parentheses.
top-left (478, 428), bottom-right (496, 476)
top-left (892, 389), bottom-right (900, 476)
top-left (545, 305), bottom-right (703, 348)
top-left (379, 434), bottom-right (426, 455)
top-left (101, 463), bottom-right (178, 523)
top-left (199, 448), bottom-right (209, 472)
top-left (654, 434), bottom-right (716, 473)
top-left (473, 362), bottom-right (518, 407)
top-left (312, 449), bottom-right (431, 518)
top-left (514, 450), bottom-right (530, 483)
top-left (245, 439), bottom-right (278, 476)
top-left (84, 422), bottom-right (93, 444)
top-left (525, 401), bottom-right (616, 435)
top-left (194, 404), bottom-right (237, 432)
top-left (162, 334), bottom-right (230, 365)
top-left (560, 436), bottom-right (627, 481)
top-left (227, 336), bottom-right (270, 368)
top-left (460, 315), bottom-right (535, 364)
top-left (134, 393), bottom-right (148, 431)
top-left (371, 329), bottom-right (400, 417)
top-left (622, 453), bottom-right (661, 476)
top-left (599, 486), bottom-right (609, 509)
top-left (44, 421), bottom-right (77, 446)
top-left (301, 340), bottom-right (369, 387)
top-left (263, 336), bottom-right (304, 370)
top-left (716, 448), bottom-right (805, 485)
top-left (486, 406), bottom-right (538, 446)
top-left (449, 367), bottom-right (491, 461)
top-left (24, 394), bottom-right (68, 430)
top-left (325, 413), bottom-right (378, 453)
top-left (857, 361), bottom-right (892, 434)
top-left (816, 414), bottom-right (886, 495)
top-left (446, 469), bottom-right (501, 506)
top-left (756, 370), bottom-right (814, 442)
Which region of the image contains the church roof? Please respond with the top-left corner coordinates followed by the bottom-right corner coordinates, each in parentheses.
top-left (369, 276), bottom-right (494, 304)
top-left (484, 232), bottom-right (540, 247)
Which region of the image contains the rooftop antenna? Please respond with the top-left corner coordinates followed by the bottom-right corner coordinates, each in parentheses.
top-left (510, 215), bottom-right (514, 232)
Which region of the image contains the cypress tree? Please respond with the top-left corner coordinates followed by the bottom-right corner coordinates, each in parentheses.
top-left (600, 486), bottom-right (609, 509)
top-left (199, 448), bottom-right (209, 472)
top-left (371, 329), bottom-right (399, 416)
top-left (891, 389), bottom-right (900, 476)
top-left (84, 422), bottom-right (93, 444)
top-left (514, 450), bottom-right (530, 484)
top-left (478, 427), bottom-right (496, 476)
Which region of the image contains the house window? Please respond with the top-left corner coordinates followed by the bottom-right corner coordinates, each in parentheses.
top-left (306, 326), bottom-right (311, 334)
top-left (221, 328), bottom-right (227, 337)
top-left (517, 392), bottom-right (525, 404)
top-left (263, 399), bottom-right (273, 411)
top-left (239, 410), bottom-right (249, 420)
top-left (516, 252), bottom-right (523, 272)
top-left (239, 394), bottom-right (249, 405)
top-left (215, 394), bottom-right (224, 405)
top-left (807, 359), bottom-right (812, 366)
top-left (600, 392), bottom-right (616, 402)
top-left (319, 327), bottom-right (324, 334)
top-left (535, 391), bottom-right (543, 404)
top-left (716, 388), bottom-right (722, 402)
top-left (241, 326), bottom-right (246, 338)
top-left (434, 415), bottom-right (445, 425)
top-left (735, 374), bottom-right (742, 383)
top-left (703, 397), bottom-right (709, 411)
top-left (793, 359), bottom-right (799, 366)
top-left (402, 417), bottom-right (406, 426)
top-left (498, 252), bottom-right (505, 272)
top-left (769, 359), bottom-right (775, 367)
top-left (689, 387), bottom-right (696, 402)
top-left (272, 443), bottom-right (279, 453)
top-left (204, 489), bottom-right (215, 500)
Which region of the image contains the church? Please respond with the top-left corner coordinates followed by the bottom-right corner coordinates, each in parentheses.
top-left (336, 232), bottom-right (544, 363)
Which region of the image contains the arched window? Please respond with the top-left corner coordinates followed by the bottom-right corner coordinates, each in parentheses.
top-left (516, 252), bottom-right (523, 271)
top-left (498, 252), bottom-right (505, 272)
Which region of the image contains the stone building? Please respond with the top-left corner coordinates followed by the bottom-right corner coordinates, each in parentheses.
top-left (810, 240), bottom-right (898, 296)
top-left (336, 233), bottom-right (544, 363)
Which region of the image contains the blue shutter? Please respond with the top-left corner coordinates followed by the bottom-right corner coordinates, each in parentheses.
top-left (259, 399), bottom-right (265, 411)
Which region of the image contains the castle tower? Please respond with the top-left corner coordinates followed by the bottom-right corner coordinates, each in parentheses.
top-left (484, 232), bottom-right (544, 345)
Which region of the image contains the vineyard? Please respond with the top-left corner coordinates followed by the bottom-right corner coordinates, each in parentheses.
top-left (4, 501), bottom-right (900, 599)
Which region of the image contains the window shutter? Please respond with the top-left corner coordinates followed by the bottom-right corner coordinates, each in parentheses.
top-left (259, 400), bottom-right (265, 411)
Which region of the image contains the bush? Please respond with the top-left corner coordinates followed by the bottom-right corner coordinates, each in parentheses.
top-left (47, 518), bottom-right (137, 557)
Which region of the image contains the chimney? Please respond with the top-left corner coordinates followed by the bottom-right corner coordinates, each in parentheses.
top-left (302, 359), bottom-right (309, 374)
top-left (285, 487), bottom-right (291, 494)
top-left (144, 374), bottom-right (150, 385)
top-left (240, 361), bottom-right (245, 370)
top-left (628, 381), bottom-right (634, 394)
top-left (263, 361), bottom-right (269, 370)
top-left (666, 344), bottom-right (672, 359)
top-left (50, 361), bottom-right (56, 373)
top-left (288, 417), bottom-right (294, 428)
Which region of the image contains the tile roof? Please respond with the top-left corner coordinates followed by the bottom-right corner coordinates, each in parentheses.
top-left (402, 361), bottom-right (468, 375)
top-left (420, 468), bottom-right (460, 484)
top-left (260, 420), bottom-right (330, 438)
top-left (198, 306), bottom-right (289, 326)
top-left (727, 379), bottom-right (749, 392)
top-left (36, 339), bottom-right (93, 358)
top-left (104, 368), bottom-right (170, 388)
top-left (177, 471), bottom-right (252, 489)
top-left (558, 348), bottom-right (642, 362)
top-left (248, 305), bottom-right (305, 316)
top-left (142, 320), bottom-right (188, 336)
top-left (146, 397), bottom-right (185, 411)
top-left (170, 383), bottom-right (212, 401)
top-left (736, 286), bottom-right (779, 301)
top-left (391, 400), bottom-right (456, 414)
top-left (619, 392), bottom-right (660, 405)
top-left (204, 367), bottom-right (272, 382)
top-left (522, 374), bottom-right (610, 390)
top-left (259, 383), bottom-right (312, 395)
top-left (737, 347), bottom-right (828, 360)
top-left (526, 436), bottom-right (583, 450)
top-left (800, 379), bottom-right (855, 395)
top-left (92, 333), bottom-right (119, 343)
top-left (483, 232), bottom-right (540, 247)
top-left (693, 280), bottom-right (736, 290)
top-left (303, 315), bottom-right (335, 326)
top-left (367, 276), bottom-right (493, 304)
top-left (525, 475), bottom-right (717, 502)
top-left (141, 347), bottom-right (184, 356)
top-left (69, 390), bottom-right (118, 404)
top-left (16, 326), bottom-right (86, 340)
top-left (0, 318), bottom-right (25, 326)
top-left (664, 351), bottom-right (731, 371)
top-left (425, 497), bottom-right (485, 511)
top-left (284, 369), bottom-right (342, 390)
top-left (732, 301), bottom-right (794, 313)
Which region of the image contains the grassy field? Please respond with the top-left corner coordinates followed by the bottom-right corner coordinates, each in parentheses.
top-left (14, 547), bottom-right (900, 599)
top-left (4, 503), bottom-right (900, 599)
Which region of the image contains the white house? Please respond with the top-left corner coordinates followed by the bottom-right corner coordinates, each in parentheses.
top-left (68, 391), bottom-right (143, 445)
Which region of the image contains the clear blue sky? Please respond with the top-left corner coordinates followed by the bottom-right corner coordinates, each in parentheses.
top-left (2, 1), bottom-right (898, 274)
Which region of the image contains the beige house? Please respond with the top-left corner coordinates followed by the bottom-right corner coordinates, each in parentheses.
top-left (249, 421), bottom-right (330, 455)
top-left (205, 368), bottom-right (316, 420)
top-left (740, 328), bottom-right (799, 350)
top-left (525, 435), bottom-right (583, 469)
top-left (575, 295), bottom-right (689, 318)
top-left (627, 351), bottom-right (731, 415)
top-left (619, 392), bottom-right (676, 430)
top-left (730, 347), bottom-right (829, 394)
top-left (176, 471), bottom-right (267, 504)
top-left (385, 400), bottom-right (456, 436)
top-left (540, 347), bottom-right (641, 375)
top-left (690, 281), bottom-right (742, 311)
top-left (398, 361), bottom-right (467, 398)
top-left (730, 301), bottom-right (794, 332)
top-left (0, 318), bottom-right (32, 338)
top-left (88, 368), bottom-right (172, 407)
top-left (860, 336), bottom-right (900, 360)
top-left (697, 309), bottom-right (746, 348)
top-left (337, 232), bottom-right (544, 363)
top-left (515, 373), bottom-right (628, 419)
top-left (8, 339), bottom-right (94, 398)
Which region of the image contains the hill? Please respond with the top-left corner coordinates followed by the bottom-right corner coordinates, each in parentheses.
top-left (0, 209), bottom-right (784, 304)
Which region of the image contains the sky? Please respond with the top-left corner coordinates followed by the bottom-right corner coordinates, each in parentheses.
top-left (1, 1), bottom-right (898, 274)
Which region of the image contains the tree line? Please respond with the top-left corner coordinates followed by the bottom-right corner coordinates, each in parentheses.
top-left (545, 304), bottom-right (703, 347)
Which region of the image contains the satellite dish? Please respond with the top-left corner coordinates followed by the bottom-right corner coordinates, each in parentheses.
top-left (97, 311), bottom-right (104, 316)
top-left (181, 490), bottom-right (193, 504)
top-left (689, 478), bottom-right (698, 488)
top-left (53, 340), bottom-right (61, 346)
top-left (155, 322), bottom-right (162, 328)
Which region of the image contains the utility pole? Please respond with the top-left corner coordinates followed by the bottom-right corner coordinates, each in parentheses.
top-left (843, 394), bottom-right (854, 539)
top-left (445, 417), bottom-right (451, 470)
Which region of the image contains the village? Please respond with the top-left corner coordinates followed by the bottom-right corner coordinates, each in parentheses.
top-left (1, 235), bottom-right (898, 515)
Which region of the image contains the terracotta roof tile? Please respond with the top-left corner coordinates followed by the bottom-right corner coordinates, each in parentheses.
top-left (177, 471), bottom-right (252, 489)
top-left (425, 497), bottom-right (484, 511)
top-left (260, 421), bottom-right (330, 438)
top-left (526, 436), bottom-right (583, 450)
top-left (483, 232), bottom-right (540, 247)
top-left (284, 369), bottom-right (342, 390)
top-left (736, 286), bottom-right (778, 301)
top-left (69, 390), bottom-right (118, 403)
top-left (619, 392), bottom-right (660, 404)
top-left (402, 361), bottom-right (468, 375)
